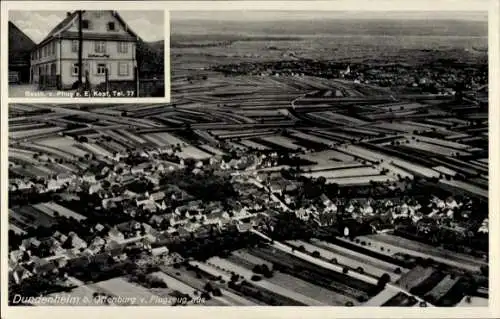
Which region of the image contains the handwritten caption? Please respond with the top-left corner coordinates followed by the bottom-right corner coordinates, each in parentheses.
top-left (11, 294), bottom-right (206, 306)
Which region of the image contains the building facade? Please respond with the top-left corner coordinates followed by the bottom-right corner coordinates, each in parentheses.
top-left (30, 10), bottom-right (138, 90)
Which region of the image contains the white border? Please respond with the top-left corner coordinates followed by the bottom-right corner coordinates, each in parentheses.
top-left (1, 1), bottom-right (499, 318)
top-left (2, 3), bottom-right (170, 102)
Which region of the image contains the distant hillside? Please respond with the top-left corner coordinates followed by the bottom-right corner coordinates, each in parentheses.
top-left (137, 39), bottom-right (164, 78)
top-left (172, 19), bottom-right (488, 37)
top-left (9, 21), bottom-right (35, 67)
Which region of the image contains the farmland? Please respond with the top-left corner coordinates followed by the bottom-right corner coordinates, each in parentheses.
top-left (8, 14), bottom-right (488, 309)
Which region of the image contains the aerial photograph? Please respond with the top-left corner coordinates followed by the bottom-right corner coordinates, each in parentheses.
top-left (7, 10), bottom-right (488, 307)
top-left (8, 10), bottom-right (165, 98)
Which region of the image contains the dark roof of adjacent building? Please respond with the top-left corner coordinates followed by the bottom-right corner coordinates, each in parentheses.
top-left (8, 21), bottom-right (35, 67)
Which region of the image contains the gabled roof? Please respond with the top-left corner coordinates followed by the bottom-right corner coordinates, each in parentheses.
top-left (36, 10), bottom-right (139, 48)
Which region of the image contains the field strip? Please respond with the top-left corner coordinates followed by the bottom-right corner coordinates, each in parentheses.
top-left (207, 257), bottom-right (328, 306)
top-left (311, 239), bottom-right (408, 275)
top-left (287, 240), bottom-right (392, 279)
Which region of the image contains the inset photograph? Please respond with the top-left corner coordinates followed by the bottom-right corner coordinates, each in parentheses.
top-left (8, 10), bottom-right (165, 98)
top-left (6, 9), bottom-right (489, 308)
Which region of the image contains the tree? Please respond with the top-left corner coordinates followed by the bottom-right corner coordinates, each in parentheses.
top-left (342, 267), bottom-right (349, 274)
top-left (252, 265), bottom-right (263, 274)
top-left (378, 273), bottom-right (391, 288)
top-left (311, 251), bottom-right (321, 258)
top-left (212, 288), bottom-right (222, 297)
top-left (204, 282), bottom-right (214, 293)
top-left (480, 265), bottom-right (488, 276)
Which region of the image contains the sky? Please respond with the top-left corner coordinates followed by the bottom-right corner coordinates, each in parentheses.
top-left (171, 10), bottom-right (488, 22)
top-left (9, 10), bottom-right (165, 43)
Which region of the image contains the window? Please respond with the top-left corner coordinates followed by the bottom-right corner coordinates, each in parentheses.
top-left (81, 20), bottom-right (90, 29)
top-left (72, 40), bottom-right (79, 53)
top-left (118, 62), bottom-right (129, 76)
top-left (117, 42), bottom-right (128, 53)
top-left (97, 63), bottom-right (107, 75)
top-left (72, 64), bottom-right (79, 76)
top-left (95, 41), bottom-right (106, 53)
top-left (107, 22), bottom-right (115, 31)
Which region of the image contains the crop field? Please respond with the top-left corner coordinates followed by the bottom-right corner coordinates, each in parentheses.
top-left (36, 137), bottom-right (89, 158)
top-left (356, 234), bottom-right (487, 272)
top-left (33, 202), bottom-right (87, 221)
top-left (9, 149), bottom-right (39, 165)
top-left (237, 139), bottom-right (270, 150)
top-left (9, 224), bottom-right (27, 235)
top-left (287, 130), bottom-right (337, 147)
top-left (302, 149), bottom-right (355, 163)
top-left (287, 240), bottom-right (388, 278)
top-left (93, 277), bottom-right (158, 305)
top-left (307, 162), bottom-right (366, 172)
top-left (259, 136), bottom-right (303, 150)
top-left (302, 166), bottom-right (381, 179)
top-left (362, 289), bottom-right (400, 306)
top-left (142, 132), bottom-right (186, 147)
top-left (270, 271), bottom-right (356, 306)
top-left (396, 266), bottom-right (436, 291)
top-left (401, 141), bottom-right (471, 157)
top-left (424, 275), bottom-right (460, 302)
top-left (310, 240), bottom-right (408, 279)
top-left (208, 256), bottom-right (327, 306)
top-left (10, 125), bottom-right (65, 140)
top-left (306, 112), bottom-right (368, 126)
top-left (381, 292), bottom-right (418, 307)
top-left (79, 143), bottom-right (114, 158)
top-left (441, 178), bottom-right (488, 198)
top-left (10, 206), bottom-right (57, 229)
top-left (177, 146), bottom-right (212, 160)
top-left (246, 244), bottom-right (379, 300)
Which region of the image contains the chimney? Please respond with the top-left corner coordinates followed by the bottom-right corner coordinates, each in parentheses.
top-left (67, 12), bottom-right (71, 17)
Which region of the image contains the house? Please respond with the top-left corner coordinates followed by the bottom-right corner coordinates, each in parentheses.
top-left (10, 265), bottom-right (33, 284)
top-left (65, 232), bottom-right (88, 250)
top-left (131, 166), bottom-right (145, 175)
top-left (151, 246), bottom-right (169, 258)
top-left (88, 183), bottom-right (103, 195)
top-left (53, 231), bottom-right (68, 244)
top-left (20, 238), bottom-right (41, 252)
top-left (145, 175), bottom-right (160, 186)
top-left (30, 10), bottom-right (139, 90)
top-left (81, 173), bottom-right (96, 184)
top-left (478, 218), bottom-right (488, 234)
top-left (142, 199), bottom-right (158, 213)
top-left (32, 259), bottom-right (58, 276)
top-left (9, 250), bottom-right (24, 264)
top-left (204, 210), bottom-right (230, 225)
top-left (107, 227), bottom-right (125, 243)
top-left (236, 222), bottom-right (252, 233)
top-left (149, 191), bottom-right (165, 202)
top-left (269, 182), bottom-right (283, 195)
top-left (94, 223), bottom-right (106, 233)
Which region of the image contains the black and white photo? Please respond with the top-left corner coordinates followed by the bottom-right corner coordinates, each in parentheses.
top-left (8, 10), bottom-right (165, 98)
top-left (2, 1), bottom-right (497, 316)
